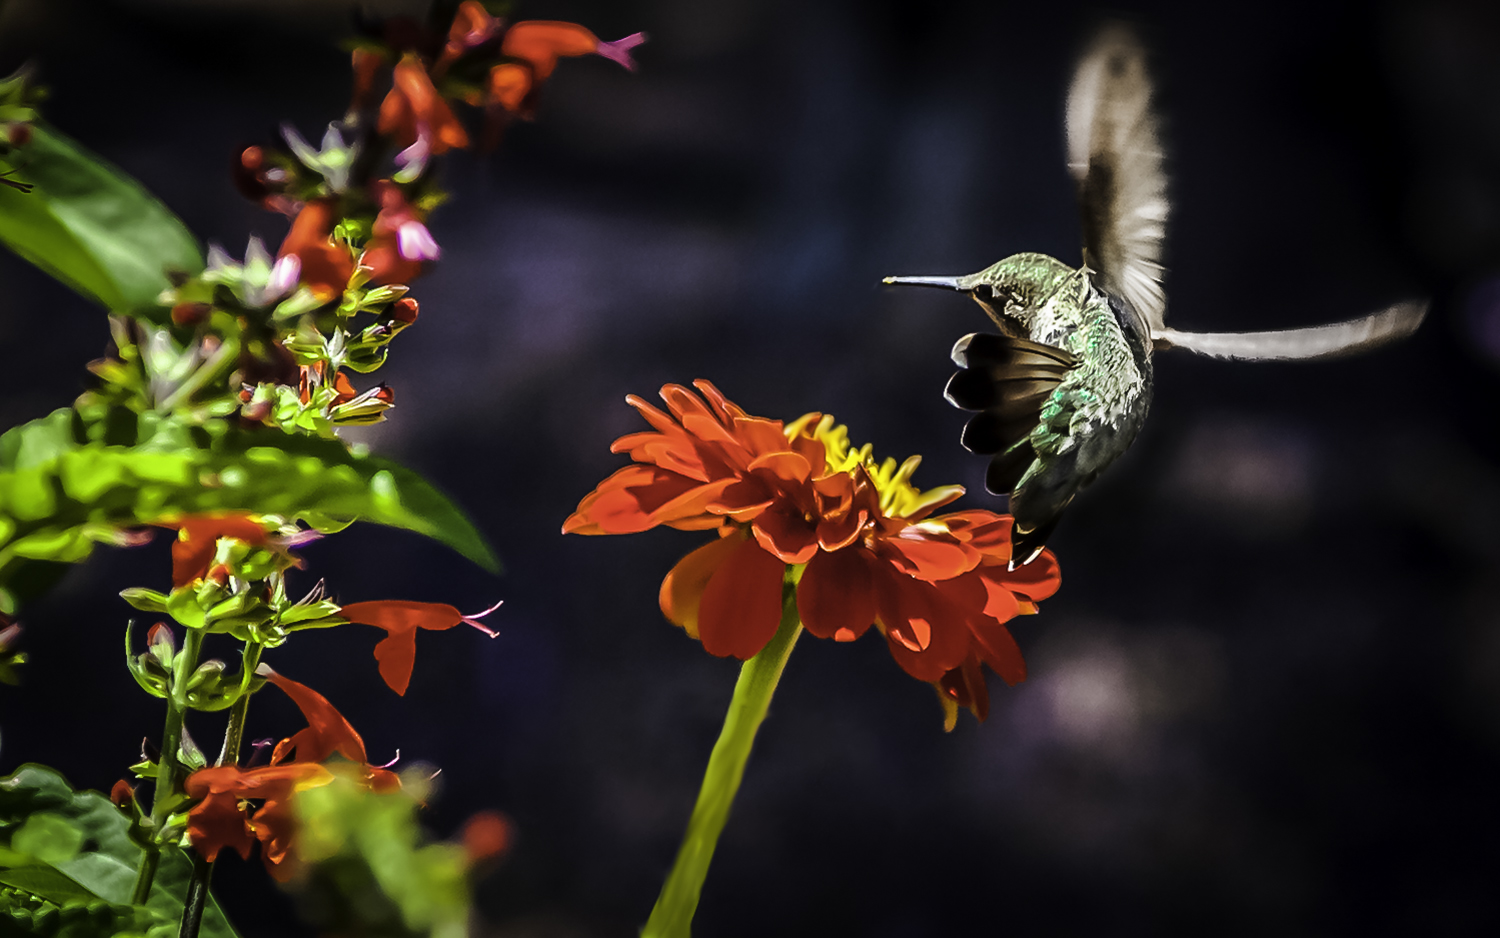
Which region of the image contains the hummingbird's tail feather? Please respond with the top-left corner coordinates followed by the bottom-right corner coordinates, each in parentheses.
top-left (882, 275), bottom-right (967, 290)
top-left (1010, 517), bottom-right (1060, 569)
top-left (945, 333), bottom-right (1076, 475)
top-left (1153, 300), bottom-right (1428, 361)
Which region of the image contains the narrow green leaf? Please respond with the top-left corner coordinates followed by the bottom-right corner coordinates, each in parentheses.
top-left (0, 122), bottom-right (203, 312)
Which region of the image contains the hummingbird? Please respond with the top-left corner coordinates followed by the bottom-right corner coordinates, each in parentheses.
top-left (884, 25), bottom-right (1427, 565)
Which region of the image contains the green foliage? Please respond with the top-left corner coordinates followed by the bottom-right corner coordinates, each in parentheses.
top-left (0, 765), bottom-right (237, 938)
top-left (0, 122), bottom-right (203, 313)
top-left (0, 404), bottom-right (499, 611)
top-left (288, 770), bottom-right (469, 938)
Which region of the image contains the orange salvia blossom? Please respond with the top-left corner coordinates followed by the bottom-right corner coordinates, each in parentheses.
top-left (565, 381), bottom-right (1061, 725)
top-left (185, 668), bottom-right (402, 877)
top-left (278, 199), bottom-right (354, 300)
top-left (485, 23), bottom-right (645, 119)
top-left (501, 22), bottom-right (645, 80)
top-left (378, 54), bottom-right (471, 154)
top-left (339, 599), bottom-right (502, 695)
top-left (168, 514), bottom-right (272, 587)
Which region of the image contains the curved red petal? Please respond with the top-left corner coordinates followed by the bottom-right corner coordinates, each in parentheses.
top-left (874, 570), bottom-right (971, 682)
top-left (747, 450), bottom-right (812, 486)
top-left (658, 533), bottom-right (741, 639)
top-left (502, 21), bottom-right (601, 80)
top-left (264, 670), bottom-right (368, 763)
top-left (750, 505), bottom-right (820, 564)
top-left (697, 537), bottom-right (786, 659)
top-left (882, 529), bottom-right (976, 581)
top-left (995, 549), bottom-right (1062, 602)
top-left (796, 547), bottom-right (876, 641)
top-left (970, 617), bottom-right (1027, 685)
top-left (340, 600), bottom-right (464, 633)
top-left (373, 630), bottom-right (419, 695)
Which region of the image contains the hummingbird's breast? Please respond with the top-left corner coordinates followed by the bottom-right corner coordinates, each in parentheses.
top-left (1009, 269), bottom-right (1151, 462)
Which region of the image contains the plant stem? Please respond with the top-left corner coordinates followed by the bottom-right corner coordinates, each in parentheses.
top-left (216, 641), bottom-right (263, 768)
top-left (641, 571), bottom-right (804, 938)
top-left (178, 853), bottom-right (213, 938)
top-left (131, 626), bottom-right (205, 906)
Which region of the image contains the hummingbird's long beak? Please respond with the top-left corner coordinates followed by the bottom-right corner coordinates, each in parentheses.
top-left (882, 275), bottom-right (966, 290)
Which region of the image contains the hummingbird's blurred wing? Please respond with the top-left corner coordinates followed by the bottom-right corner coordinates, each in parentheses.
top-left (1066, 25), bottom-right (1169, 333)
top-left (1153, 301), bottom-right (1428, 361)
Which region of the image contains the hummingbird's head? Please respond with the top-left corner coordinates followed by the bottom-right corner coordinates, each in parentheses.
top-left (883, 252), bottom-right (1077, 327)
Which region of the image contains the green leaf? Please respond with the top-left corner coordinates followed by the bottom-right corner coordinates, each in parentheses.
top-left (0, 764), bottom-right (238, 937)
top-left (10, 814), bottom-right (83, 865)
top-left (0, 123), bottom-right (203, 313)
top-left (0, 867), bottom-right (95, 905)
top-left (0, 406), bottom-right (498, 609)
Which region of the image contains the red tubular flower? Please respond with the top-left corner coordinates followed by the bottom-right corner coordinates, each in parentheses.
top-left (185, 762), bottom-right (335, 874)
top-left (278, 199), bottom-right (354, 300)
top-left (350, 47), bottom-right (385, 112)
top-left (378, 54), bottom-right (471, 154)
top-left (486, 22), bottom-right (645, 120)
top-left (185, 668), bottom-right (402, 877)
top-left (502, 22), bottom-right (645, 79)
top-left (168, 514), bottom-right (272, 587)
top-left (566, 381), bottom-right (1062, 726)
top-left (339, 599), bottom-right (501, 695)
top-left (359, 181), bottom-right (439, 285)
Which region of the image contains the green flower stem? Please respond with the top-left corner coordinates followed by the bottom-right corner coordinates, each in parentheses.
top-left (131, 625), bottom-right (205, 906)
top-left (641, 570), bottom-right (804, 938)
top-left (215, 640), bottom-right (263, 768)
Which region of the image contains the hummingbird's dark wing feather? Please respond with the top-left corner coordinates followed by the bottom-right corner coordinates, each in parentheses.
top-left (945, 332), bottom-right (1078, 494)
top-left (1153, 301), bottom-right (1428, 361)
top-left (1066, 25), bottom-right (1169, 333)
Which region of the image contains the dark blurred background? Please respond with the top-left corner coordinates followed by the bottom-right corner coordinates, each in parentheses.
top-left (3, 0), bottom-right (1500, 935)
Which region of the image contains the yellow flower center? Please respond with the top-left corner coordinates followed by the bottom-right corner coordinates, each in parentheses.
top-left (785, 413), bottom-right (964, 521)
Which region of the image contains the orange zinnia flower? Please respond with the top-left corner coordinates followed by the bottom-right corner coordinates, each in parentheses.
top-left (339, 599), bottom-right (501, 695)
top-left (185, 668), bottom-right (400, 878)
top-left (565, 382), bottom-right (1061, 724)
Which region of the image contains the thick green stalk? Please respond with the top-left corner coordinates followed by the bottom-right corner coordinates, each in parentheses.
top-left (641, 572), bottom-right (804, 938)
top-left (131, 626), bottom-right (205, 906)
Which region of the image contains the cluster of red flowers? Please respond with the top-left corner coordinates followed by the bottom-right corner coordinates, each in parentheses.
top-left (278, 2), bottom-right (643, 298)
top-left (184, 668), bottom-right (399, 879)
top-left (160, 515), bottom-right (503, 871)
top-left (566, 381), bottom-right (1060, 726)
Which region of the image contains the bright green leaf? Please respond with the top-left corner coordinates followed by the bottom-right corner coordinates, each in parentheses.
top-left (0, 764), bottom-right (239, 937)
top-left (0, 406), bottom-right (499, 609)
top-left (0, 123), bottom-right (203, 313)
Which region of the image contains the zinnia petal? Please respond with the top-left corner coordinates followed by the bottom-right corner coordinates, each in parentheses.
top-left (796, 547), bottom-right (876, 642)
top-left (874, 570), bottom-right (971, 682)
top-left (882, 528), bottom-right (976, 582)
top-left (659, 532), bottom-right (741, 639)
top-left (750, 504), bottom-right (820, 564)
top-left (969, 616), bottom-right (1026, 686)
top-left (697, 537), bottom-right (786, 659)
top-left (993, 549), bottom-right (1062, 602)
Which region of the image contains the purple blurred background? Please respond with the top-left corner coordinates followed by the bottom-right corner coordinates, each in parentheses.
top-left (3, 0), bottom-right (1500, 935)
